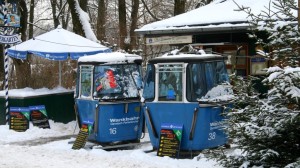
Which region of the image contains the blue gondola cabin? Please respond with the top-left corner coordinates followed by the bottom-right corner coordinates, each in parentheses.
top-left (142, 48), bottom-right (234, 152)
top-left (75, 52), bottom-right (144, 144)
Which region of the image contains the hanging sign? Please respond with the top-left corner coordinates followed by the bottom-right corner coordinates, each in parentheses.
top-left (157, 123), bottom-right (183, 158)
top-left (29, 105), bottom-right (50, 129)
top-left (9, 107), bottom-right (30, 132)
top-left (146, 36), bottom-right (192, 45)
top-left (72, 121), bottom-right (94, 150)
top-left (0, 34), bottom-right (20, 44)
top-left (0, 0), bottom-right (20, 27)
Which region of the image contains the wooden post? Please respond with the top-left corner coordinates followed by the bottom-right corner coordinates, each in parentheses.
top-left (3, 0), bottom-right (10, 124)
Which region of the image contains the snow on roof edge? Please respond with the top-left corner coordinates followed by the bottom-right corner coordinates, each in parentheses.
top-left (0, 86), bottom-right (73, 98)
top-left (136, 0), bottom-right (296, 33)
top-left (78, 52), bottom-right (142, 63)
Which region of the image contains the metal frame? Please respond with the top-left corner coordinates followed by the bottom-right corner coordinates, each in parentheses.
top-left (154, 62), bottom-right (188, 103)
top-left (78, 65), bottom-right (94, 99)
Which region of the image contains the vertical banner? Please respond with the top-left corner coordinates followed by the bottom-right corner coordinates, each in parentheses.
top-left (72, 121), bottom-right (94, 150)
top-left (29, 105), bottom-right (50, 129)
top-left (9, 107), bottom-right (30, 132)
top-left (157, 123), bottom-right (183, 158)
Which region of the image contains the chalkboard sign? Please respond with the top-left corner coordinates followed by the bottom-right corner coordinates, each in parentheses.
top-left (157, 123), bottom-right (183, 158)
top-left (29, 105), bottom-right (50, 129)
top-left (9, 107), bottom-right (30, 132)
top-left (72, 122), bottom-right (93, 150)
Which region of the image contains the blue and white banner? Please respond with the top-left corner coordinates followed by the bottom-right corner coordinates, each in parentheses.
top-left (0, 34), bottom-right (21, 44)
top-left (7, 49), bottom-right (27, 60)
top-left (7, 48), bottom-right (112, 61)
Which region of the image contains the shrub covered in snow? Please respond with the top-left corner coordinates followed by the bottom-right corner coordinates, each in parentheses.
top-left (204, 0), bottom-right (300, 167)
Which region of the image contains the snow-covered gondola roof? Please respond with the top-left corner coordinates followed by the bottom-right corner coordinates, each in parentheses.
top-left (148, 52), bottom-right (227, 63)
top-left (136, 0), bottom-right (297, 35)
top-left (78, 52), bottom-right (142, 64)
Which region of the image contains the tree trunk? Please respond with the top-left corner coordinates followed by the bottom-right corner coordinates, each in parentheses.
top-left (79, 0), bottom-right (88, 12)
top-left (63, 8), bottom-right (71, 29)
top-left (174, 0), bottom-right (186, 16)
top-left (51, 0), bottom-right (60, 28)
top-left (29, 0), bottom-right (34, 39)
top-left (118, 0), bottom-right (127, 50)
top-left (59, 0), bottom-right (70, 29)
top-left (129, 0), bottom-right (139, 52)
top-left (96, 0), bottom-right (106, 42)
top-left (141, 0), bottom-right (160, 21)
top-left (67, 0), bottom-right (85, 37)
top-left (19, 0), bottom-right (28, 42)
top-left (14, 0), bottom-right (31, 88)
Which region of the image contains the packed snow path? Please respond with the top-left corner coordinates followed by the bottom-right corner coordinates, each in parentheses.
top-left (0, 121), bottom-right (221, 168)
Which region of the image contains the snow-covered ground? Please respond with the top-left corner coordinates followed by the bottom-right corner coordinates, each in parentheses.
top-left (0, 121), bottom-right (221, 168)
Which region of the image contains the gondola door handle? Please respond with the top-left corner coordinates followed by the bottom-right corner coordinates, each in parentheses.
top-left (189, 107), bottom-right (199, 140)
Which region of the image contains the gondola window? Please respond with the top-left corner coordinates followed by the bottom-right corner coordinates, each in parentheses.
top-left (93, 64), bottom-right (142, 100)
top-left (158, 63), bottom-right (183, 101)
top-left (79, 65), bottom-right (93, 98)
top-left (187, 61), bottom-right (230, 102)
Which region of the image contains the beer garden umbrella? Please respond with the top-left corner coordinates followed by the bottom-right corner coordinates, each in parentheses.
top-left (7, 26), bottom-right (111, 85)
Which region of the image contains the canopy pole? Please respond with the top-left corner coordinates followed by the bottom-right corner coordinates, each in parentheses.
top-left (59, 61), bottom-right (62, 86)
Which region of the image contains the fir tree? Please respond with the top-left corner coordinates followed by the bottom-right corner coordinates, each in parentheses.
top-left (205, 0), bottom-right (300, 167)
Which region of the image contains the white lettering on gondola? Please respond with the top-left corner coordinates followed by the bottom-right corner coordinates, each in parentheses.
top-left (210, 121), bottom-right (226, 130)
top-left (109, 116), bottom-right (139, 125)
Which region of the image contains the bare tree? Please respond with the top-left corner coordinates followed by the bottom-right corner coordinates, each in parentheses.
top-left (67, 0), bottom-right (85, 36)
top-left (29, 0), bottom-right (34, 39)
top-left (79, 0), bottom-right (88, 12)
top-left (96, 0), bottom-right (106, 42)
top-left (141, 0), bottom-right (160, 21)
top-left (118, 0), bottom-right (127, 50)
top-left (50, 0), bottom-right (60, 28)
top-left (129, 0), bottom-right (139, 51)
top-left (13, 0), bottom-right (31, 88)
top-left (174, 0), bottom-right (186, 15)
top-left (59, 0), bottom-right (70, 29)
top-left (195, 0), bottom-right (214, 8)
top-left (89, 0), bottom-right (201, 51)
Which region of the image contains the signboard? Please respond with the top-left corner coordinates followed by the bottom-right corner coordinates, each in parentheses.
top-left (9, 107), bottom-right (30, 132)
top-left (146, 36), bottom-right (192, 45)
top-left (0, 34), bottom-right (21, 44)
top-left (72, 121), bottom-right (93, 150)
top-left (0, 0), bottom-right (20, 27)
top-left (251, 57), bottom-right (267, 75)
top-left (0, 0), bottom-right (21, 44)
top-left (157, 123), bottom-right (183, 158)
top-left (29, 105), bottom-right (50, 129)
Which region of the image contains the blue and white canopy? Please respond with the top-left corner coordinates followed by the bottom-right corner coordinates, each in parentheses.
top-left (8, 26), bottom-right (111, 60)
